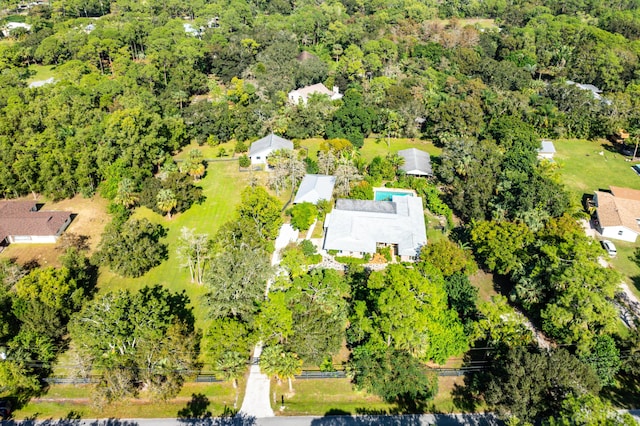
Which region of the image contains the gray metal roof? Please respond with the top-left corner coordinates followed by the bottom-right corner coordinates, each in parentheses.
top-left (249, 134), bottom-right (293, 156)
top-left (397, 148), bottom-right (432, 176)
top-left (294, 175), bottom-right (336, 204)
top-left (323, 196), bottom-right (427, 256)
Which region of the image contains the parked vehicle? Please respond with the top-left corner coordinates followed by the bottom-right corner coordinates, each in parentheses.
top-left (601, 240), bottom-right (617, 257)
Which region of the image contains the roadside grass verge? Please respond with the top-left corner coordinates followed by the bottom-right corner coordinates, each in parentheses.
top-left (271, 376), bottom-right (477, 416)
top-left (271, 378), bottom-right (395, 416)
top-left (12, 381), bottom-right (244, 419)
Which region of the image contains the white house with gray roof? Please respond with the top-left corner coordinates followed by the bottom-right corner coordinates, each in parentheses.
top-left (323, 196), bottom-right (427, 261)
top-left (249, 133), bottom-right (294, 165)
top-left (294, 174), bottom-right (336, 204)
top-left (397, 148), bottom-right (432, 177)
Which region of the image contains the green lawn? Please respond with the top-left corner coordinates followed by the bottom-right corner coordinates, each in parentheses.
top-left (97, 160), bottom-right (253, 328)
top-left (272, 378), bottom-right (396, 416)
top-left (26, 64), bottom-right (57, 84)
top-left (13, 382), bottom-right (243, 419)
top-left (554, 138), bottom-right (640, 202)
top-left (272, 376), bottom-right (474, 416)
top-left (298, 137), bottom-right (441, 163)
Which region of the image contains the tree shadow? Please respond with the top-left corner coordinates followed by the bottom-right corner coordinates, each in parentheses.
top-left (178, 393), bottom-right (212, 420)
top-left (177, 398), bottom-right (255, 426)
top-left (309, 413), bottom-right (502, 425)
top-left (451, 372), bottom-right (484, 413)
top-left (0, 415), bottom-right (140, 426)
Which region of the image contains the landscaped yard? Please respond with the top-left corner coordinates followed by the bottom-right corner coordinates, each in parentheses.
top-left (98, 160), bottom-right (253, 328)
top-left (12, 381), bottom-right (244, 419)
top-left (0, 195), bottom-right (110, 267)
top-left (299, 137), bottom-right (441, 163)
top-left (554, 138), bottom-right (640, 298)
top-left (554, 138), bottom-right (640, 201)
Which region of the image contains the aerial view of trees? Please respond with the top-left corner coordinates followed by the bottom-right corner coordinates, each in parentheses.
top-left (1, 0), bottom-right (640, 420)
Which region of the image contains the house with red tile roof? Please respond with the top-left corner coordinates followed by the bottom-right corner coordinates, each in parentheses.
top-left (0, 201), bottom-right (72, 247)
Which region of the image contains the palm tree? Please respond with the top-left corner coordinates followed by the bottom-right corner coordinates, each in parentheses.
top-left (114, 178), bottom-right (139, 208)
top-left (156, 188), bottom-right (177, 219)
top-left (216, 351), bottom-right (247, 407)
top-left (260, 345), bottom-right (302, 393)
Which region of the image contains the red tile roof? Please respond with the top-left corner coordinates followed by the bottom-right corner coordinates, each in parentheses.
top-left (0, 201), bottom-right (71, 242)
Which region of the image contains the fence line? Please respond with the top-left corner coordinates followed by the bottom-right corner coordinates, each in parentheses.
top-left (44, 367), bottom-right (484, 385)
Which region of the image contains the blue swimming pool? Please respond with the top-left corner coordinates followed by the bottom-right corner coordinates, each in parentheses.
top-left (374, 189), bottom-right (414, 201)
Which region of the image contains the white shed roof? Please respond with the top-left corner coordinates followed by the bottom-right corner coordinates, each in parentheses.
top-left (249, 134), bottom-right (293, 156)
top-left (398, 148), bottom-right (432, 176)
top-left (539, 140), bottom-right (556, 154)
top-left (294, 174), bottom-right (336, 204)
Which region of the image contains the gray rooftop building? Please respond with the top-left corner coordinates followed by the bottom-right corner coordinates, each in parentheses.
top-left (294, 174), bottom-right (336, 204)
top-left (323, 195), bottom-right (427, 261)
top-left (249, 133), bottom-right (294, 165)
top-left (398, 148), bottom-right (433, 177)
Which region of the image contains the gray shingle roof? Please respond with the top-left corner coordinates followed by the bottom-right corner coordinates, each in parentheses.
top-left (249, 134), bottom-right (294, 156)
top-left (323, 196), bottom-right (427, 256)
top-left (294, 175), bottom-right (336, 204)
top-left (397, 148), bottom-right (432, 176)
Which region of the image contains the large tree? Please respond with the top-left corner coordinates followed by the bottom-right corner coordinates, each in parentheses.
top-left (480, 347), bottom-right (600, 423)
top-left (95, 218), bottom-right (168, 278)
top-left (69, 285), bottom-right (200, 403)
top-left (349, 264), bottom-right (468, 365)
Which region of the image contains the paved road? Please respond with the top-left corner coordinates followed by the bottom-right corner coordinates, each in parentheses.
top-left (1, 411), bottom-right (639, 426)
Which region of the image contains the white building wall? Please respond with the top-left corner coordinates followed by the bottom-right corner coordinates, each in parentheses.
top-left (8, 235), bottom-right (58, 243)
top-left (250, 149), bottom-right (271, 165)
top-left (600, 226), bottom-right (638, 242)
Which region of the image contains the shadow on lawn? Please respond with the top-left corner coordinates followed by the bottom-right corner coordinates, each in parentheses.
top-left (176, 393), bottom-right (254, 426)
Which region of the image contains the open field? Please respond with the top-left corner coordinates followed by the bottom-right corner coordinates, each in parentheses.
top-left (12, 381), bottom-right (244, 419)
top-left (26, 64), bottom-right (57, 84)
top-left (0, 195), bottom-right (109, 267)
top-left (97, 160), bottom-right (253, 327)
top-left (554, 138), bottom-right (640, 201)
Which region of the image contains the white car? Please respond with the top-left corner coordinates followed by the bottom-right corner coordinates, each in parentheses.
top-left (601, 240), bottom-right (617, 257)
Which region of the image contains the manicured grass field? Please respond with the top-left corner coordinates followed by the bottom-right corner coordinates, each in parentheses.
top-left (554, 138), bottom-right (640, 201)
top-left (97, 160), bottom-right (253, 327)
top-left (26, 64), bottom-right (57, 84)
top-left (13, 382), bottom-right (244, 419)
